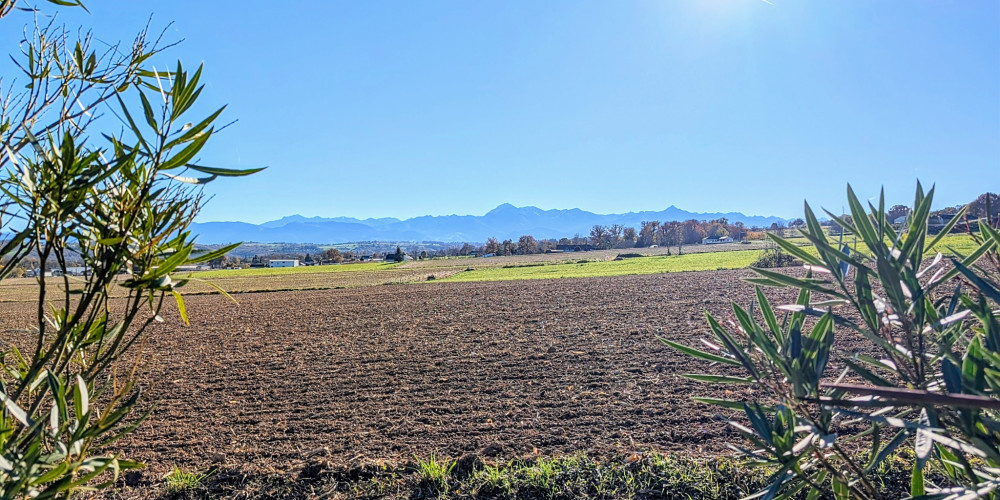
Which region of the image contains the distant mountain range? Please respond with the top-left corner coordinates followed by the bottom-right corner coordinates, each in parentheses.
top-left (191, 204), bottom-right (791, 245)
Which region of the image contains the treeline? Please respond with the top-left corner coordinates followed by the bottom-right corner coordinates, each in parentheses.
top-left (440, 217), bottom-right (764, 258)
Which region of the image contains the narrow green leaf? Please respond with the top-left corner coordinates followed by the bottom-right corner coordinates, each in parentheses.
top-left (139, 91), bottom-right (157, 131)
top-left (187, 165), bottom-right (266, 177)
top-left (911, 463), bottom-right (925, 497)
top-left (659, 338), bottom-right (739, 366)
top-left (1, 392), bottom-right (31, 427)
top-left (691, 397), bottom-right (758, 410)
top-left (846, 184), bottom-right (881, 255)
top-left (767, 234), bottom-right (822, 266)
top-left (832, 477), bottom-right (850, 500)
top-left (159, 126), bottom-right (213, 170)
top-left (682, 374), bottom-right (754, 384)
top-left (755, 287), bottom-right (783, 345)
top-left (751, 268), bottom-right (846, 299)
top-left (75, 375), bottom-right (89, 420)
top-left (187, 242), bottom-right (241, 265)
top-left (171, 291), bottom-right (189, 325)
top-left (926, 205), bottom-right (968, 251)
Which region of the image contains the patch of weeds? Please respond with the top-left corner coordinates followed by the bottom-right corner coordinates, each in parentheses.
top-left (415, 452), bottom-right (456, 494)
top-left (152, 450), bottom-right (919, 499)
top-left (163, 465), bottom-right (214, 493)
top-left (458, 451), bottom-right (773, 499)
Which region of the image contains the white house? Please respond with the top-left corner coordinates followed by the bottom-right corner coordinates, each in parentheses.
top-left (702, 236), bottom-right (734, 245)
top-left (269, 259), bottom-right (299, 268)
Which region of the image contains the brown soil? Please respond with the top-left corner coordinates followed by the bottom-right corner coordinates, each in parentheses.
top-left (2, 269), bottom-right (855, 497)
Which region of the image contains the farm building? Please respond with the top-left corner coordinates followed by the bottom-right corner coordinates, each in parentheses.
top-left (702, 236), bottom-right (734, 244)
top-left (269, 259), bottom-right (299, 268)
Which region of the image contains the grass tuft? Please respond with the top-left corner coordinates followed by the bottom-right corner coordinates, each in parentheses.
top-left (415, 452), bottom-right (457, 494)
top-left (163, 465), bottom-right (214, 493)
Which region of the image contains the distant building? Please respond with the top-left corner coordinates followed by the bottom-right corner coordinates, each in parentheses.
top-left (702, 236), bottom-right (734, 245)
top-left (269, 259), bottom-right (299, 268)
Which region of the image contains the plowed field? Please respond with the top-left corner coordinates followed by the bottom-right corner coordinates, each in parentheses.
top-left (2, 270), bottom-right (830, 497)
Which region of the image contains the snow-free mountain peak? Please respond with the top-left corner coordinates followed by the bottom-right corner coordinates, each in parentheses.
top-left (192, 204), bottom-right (790, 245)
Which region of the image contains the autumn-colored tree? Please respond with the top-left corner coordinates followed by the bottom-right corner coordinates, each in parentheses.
top-left (705, 222), bottom-right (729, 239)
top-left (324, 248), bottom-right (344, 263)
top-left (679, 220), bottom-right (706, 244)
top-left (517, 235), bottom-right (539, 255)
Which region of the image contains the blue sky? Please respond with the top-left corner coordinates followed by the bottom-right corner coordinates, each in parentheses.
top-left (5, 1), bottom-right (998, 223)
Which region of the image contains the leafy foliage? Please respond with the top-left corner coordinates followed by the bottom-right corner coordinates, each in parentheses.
top-left (665, 183), bottom-right (1000, 499)
top-left (0, 2), bottom-right (258, 497)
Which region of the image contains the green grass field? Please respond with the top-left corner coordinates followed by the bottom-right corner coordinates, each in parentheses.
top-left (192, 261), bottom-right (397, 279)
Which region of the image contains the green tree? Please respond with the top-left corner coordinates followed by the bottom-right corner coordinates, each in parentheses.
top-left (394, 246), bottom-right (405, 262)
top-left (0, 2), bottom-right (260, 496)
